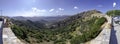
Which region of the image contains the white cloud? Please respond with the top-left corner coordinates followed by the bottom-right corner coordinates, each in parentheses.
top-left (74, 6), bottom-right (78, 9)
top-left (59, 8), bottom-right (64, 11)
top-left (32, 7), bottom-right (46, 12)
top-left (49, 9), bottom-right (54, 12)
top-left (56, 11), bottom-right (59, 13)
top-left (14, 7), bottom-right (47, 17)
top-left (97, 5), bottom-right (103, 7)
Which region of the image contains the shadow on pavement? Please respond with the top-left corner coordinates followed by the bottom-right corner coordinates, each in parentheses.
top-left (109, 27), bottom-right (118, 44)
top-left (109, 21), bottom-right (118, 44)
top-left (0, 21), bottom-right (3, 44)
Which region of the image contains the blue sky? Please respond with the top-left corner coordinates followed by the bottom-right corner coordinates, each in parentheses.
top-left (0, 0), bottom-right (120, 17)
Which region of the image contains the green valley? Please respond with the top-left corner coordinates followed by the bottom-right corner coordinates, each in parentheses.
top-left (11, 10), bottom-right (106, 44)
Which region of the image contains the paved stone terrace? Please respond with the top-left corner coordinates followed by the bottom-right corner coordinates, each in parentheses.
top-left (3, 27), bottom-right (24, 44)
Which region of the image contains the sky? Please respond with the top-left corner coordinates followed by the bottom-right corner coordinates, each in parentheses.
top-left (0, 0), bottom-right (120, 17)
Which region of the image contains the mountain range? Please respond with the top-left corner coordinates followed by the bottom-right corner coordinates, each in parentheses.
top-left (11, 10), bottom-right (106, 44)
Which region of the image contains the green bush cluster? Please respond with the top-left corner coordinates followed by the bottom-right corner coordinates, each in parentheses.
top-left (106, 10), bottom-right (120, 16)
top-left (70, 17), bottom-right (106, 44)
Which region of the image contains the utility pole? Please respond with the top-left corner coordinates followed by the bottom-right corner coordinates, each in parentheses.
top-left (113, 2), bottom-right (116, 17)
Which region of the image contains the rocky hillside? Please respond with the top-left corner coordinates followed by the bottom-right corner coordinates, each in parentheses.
top-left (50, 10), bottom-right (102, 28)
